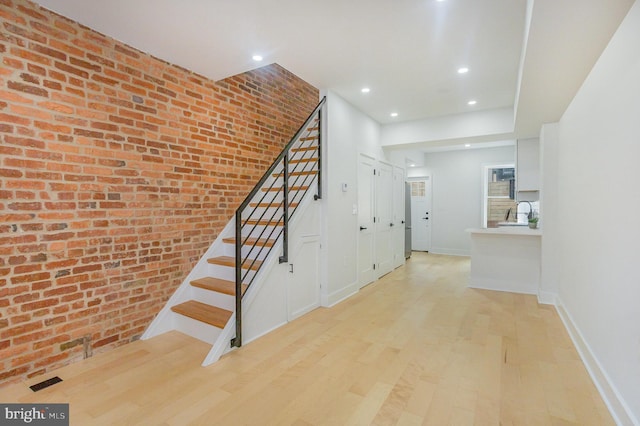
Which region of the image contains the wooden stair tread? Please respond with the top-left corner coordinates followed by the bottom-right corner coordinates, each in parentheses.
top-left (299, 136), bottom-right (318, 142)
top-left (272, 170), bottom-right (318, 178)
top-left (207, 255), bottom-right (263, 270)
top-left (191, 277), bottom-right (247, 296)
top-left (249, 201), bottom-right (298, 208)
top-left (243, 218), bottom-right (283, 226)
top-left (171, 300), bottom-right (232, 328)
top-left (222, 237), bottom-right (277, 247)
top-left (262, 185), bottom-right (310, 192)
top-left (289, 158), bottom-right (318, 164)
top-left (292, 146), bottom-right (318, 152)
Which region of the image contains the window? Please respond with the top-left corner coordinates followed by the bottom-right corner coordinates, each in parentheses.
top-left (410, 181), bottom-right (425, 197)
top-left (483, 165), bottom-right (516, 228)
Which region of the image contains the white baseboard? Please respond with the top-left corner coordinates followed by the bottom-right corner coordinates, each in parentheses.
top-left (428, 247), bottom-right (470, 257)
top-left (468, 279), bottom-right (538, 296)
top-left (323, 281), bottom-right (358, 308)
top-left (537, 290), bottom-right (557, 305)
top-left (243, 320), bottom-right (288, 347)
top-left (555, 298), bottom-right (638, 426)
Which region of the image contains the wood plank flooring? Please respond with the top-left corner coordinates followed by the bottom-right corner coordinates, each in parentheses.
top-left (0, 253), bottom-right (613, 425)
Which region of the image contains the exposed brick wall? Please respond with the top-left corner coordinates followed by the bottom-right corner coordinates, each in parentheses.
top-left (0, 0), bottom-right (319, 385)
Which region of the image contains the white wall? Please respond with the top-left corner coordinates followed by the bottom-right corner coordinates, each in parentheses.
top-left (418, 146), bottom-right (515, 256)
top-left (321, 91), bottom-right (383, 305)
top-left (552, 2), bottom-right (640, 424)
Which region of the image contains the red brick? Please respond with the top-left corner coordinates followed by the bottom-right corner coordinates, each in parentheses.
top-left (0, 366), bottom-right (30, 382)
top-left (0, 321), bottom-right (43, 339)
top-left (11, 347), bottom-right (54, 368)
top-left (93, 334), bottom-right (118, 348)
top-left (17, 4), bottom-right (49, 21)
top-left (20, 298), bottom-right (59, 312)
top-left (30, 43), bottom-right (67, 61)
top-left (7, 80), bottom-right (48, 98)
top-left (54, 61), bottom-right (89, 79)
top-left (30, 21), bottom-right (67, 40)
top-left (34, 351), bottom-right (69, 368)
top-left (13, 329), bottom-right (52, 345)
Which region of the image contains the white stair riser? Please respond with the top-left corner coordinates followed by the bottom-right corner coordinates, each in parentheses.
top-left (173, 313), bottom-right (223, 345)
top-left (190, 286), bottom-right (235, 312)
top-left (222, 243), bottom-right (274, 259)
top-left (238, 224), bottom-right (284, 237)
top-left (207, 264), bottom-right (257, 282)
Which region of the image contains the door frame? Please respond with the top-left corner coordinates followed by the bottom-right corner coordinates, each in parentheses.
top-left (392, 165), bottom-right (406, 269)
top-left (357, 153), bottom-right (376, 288)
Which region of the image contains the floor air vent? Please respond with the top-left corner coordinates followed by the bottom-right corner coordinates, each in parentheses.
top-left (30, 376), bottom-right (63, 392)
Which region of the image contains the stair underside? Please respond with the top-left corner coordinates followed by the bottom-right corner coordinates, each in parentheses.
top-left (171, 300), bottom-right (232, 328)
top-left (191, 276), bottom-right (248, 296)
top-left (208, 255), bottom-right (263, 270)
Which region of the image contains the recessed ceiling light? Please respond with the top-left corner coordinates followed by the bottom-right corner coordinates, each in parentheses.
top-left (361, 87), bottom-right (371, 94)
top-left (467, 100), bottom-right (477, 105)
top-left (390, 112), bottom-right (398, 117)
top-left (252, 55), bottom-right (263, 62)
top-left (409, 163), bottom-right (416, 167)
top-left (465, 144), bottom-right (471, 148)
top-left (457, 67), bottom-right (469, 74)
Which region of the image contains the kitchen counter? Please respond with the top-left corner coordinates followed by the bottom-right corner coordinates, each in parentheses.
top-left (466, 226), bottom-right (541, 236)
top-left (466, 227), bottom-right (541, 296)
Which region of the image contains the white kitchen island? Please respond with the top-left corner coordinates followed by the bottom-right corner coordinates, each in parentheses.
top-left (466, 227), bottom-right (542, 295)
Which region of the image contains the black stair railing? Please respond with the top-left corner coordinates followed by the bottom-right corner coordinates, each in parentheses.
top-left (231, 97), bottom-right (325, 348)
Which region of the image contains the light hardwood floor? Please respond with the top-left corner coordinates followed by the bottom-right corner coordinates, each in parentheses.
top-left (0, 253), bottom-right (613, 425)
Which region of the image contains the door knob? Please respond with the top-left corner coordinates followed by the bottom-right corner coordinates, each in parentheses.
top-left (390, 223), bottom-right (394, 227)
top-left (359, 226), bottom-right (367, 230)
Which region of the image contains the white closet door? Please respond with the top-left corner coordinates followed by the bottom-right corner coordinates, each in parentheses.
top-left (376, 161), bottom-right (394, 277)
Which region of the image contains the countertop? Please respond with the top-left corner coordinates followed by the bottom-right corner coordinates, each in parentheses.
top-left (466, 227), bottom-right (542, 236)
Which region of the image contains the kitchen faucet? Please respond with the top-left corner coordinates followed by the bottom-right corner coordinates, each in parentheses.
top-left (504, 201), bottom-right (533, 222)
top-left (517, 201), bottom-right (533, 220)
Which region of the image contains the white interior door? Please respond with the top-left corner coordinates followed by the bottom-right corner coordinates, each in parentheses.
top-left (287, 235), bottom-right (320, 321)
top-left (392, 166), bottom-right (405, 269)
top-left (357, 154), bottom-right (375, 288)
top-left (409, 176), bottom-right (432, 252)
top-left (376, 162), bottom-right (394, 277)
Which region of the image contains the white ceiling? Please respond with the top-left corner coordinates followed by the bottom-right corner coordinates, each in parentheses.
top-left (34, 0), bottom-right (634, 146)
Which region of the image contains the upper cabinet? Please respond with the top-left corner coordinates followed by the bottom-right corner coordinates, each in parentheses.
top-left (516, 138), bottom-right (540, 196)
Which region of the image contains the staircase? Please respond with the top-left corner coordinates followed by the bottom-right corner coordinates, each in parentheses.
top-left (142, 97), bottom-right (325, 365)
